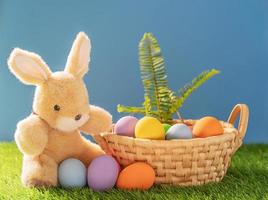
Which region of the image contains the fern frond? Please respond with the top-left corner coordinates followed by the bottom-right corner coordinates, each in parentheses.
top-left (169, 69), bottom-right (220, 113)
top-left (139, 33), bottom-right (171, 122)
top-left (117, 104), bottom-right (146, 114)
top-left (143, 96), bottom-right (151, 115)
top-left (117, 33), bottom-right (220, 123)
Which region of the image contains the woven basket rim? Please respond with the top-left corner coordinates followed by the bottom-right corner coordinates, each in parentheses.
top-left (98, 119), bottom-right (237, 145)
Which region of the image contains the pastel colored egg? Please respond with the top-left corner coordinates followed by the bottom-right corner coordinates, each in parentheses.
top-left (165, 123), bottom-right (193, 140)
top-left (58, 158), bottom-right (87, 188)
top-left (162, 123), bottom-right (171, 134)
top-left (116, 162), bottom-right (155, 190)
top-left (114, 116), bottom-right (138, 137)
top-left (135, 117), bottom-right (165, 140)
top-left (193, 116), bottom-right (224, 138)
top-left (87, 155), bottom-right (120, 191)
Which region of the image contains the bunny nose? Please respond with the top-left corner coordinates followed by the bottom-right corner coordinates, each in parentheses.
top-left (75, 114), bottom-right (82, 121)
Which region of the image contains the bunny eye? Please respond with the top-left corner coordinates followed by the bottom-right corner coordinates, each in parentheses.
top-left (54, 104), bottom-right (60, 111)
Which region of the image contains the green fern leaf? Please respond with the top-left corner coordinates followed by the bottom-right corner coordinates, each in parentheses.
top-left (139, 33), bottom-right (171, 122)
top-left (117, 104), bottom-right (146, 114)
top-left (169, 69), bottom-right (220, 113)
top-left (117, 33), bottom-right (220, 123)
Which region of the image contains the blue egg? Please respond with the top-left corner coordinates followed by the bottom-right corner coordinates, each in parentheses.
top-left (58, 158), bottom-right (87, 188)
top-left (165, 123), bottom-right (193, 139)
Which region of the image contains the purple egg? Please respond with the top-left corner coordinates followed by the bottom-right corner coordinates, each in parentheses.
top-left (114, 116), bottom-right (138, 137)
top-left (87, 155), bottom-right (120, 191)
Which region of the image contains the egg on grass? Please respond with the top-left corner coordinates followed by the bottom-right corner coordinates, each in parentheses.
top-left (114, 116), bottom-right (138, 137)
top-left (58, 158), bottom-right (87, 188)
top-left (87, 155), bottom-right (120, 191)
top-left (116, 162), bottom-right (155, 190)
top-left (165, 123), bottom-right (193, 140)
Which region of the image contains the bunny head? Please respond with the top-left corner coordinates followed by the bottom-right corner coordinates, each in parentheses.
top-left (8, 32), bottom-right (93, 132)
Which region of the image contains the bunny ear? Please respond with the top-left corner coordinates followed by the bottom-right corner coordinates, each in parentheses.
top-left (65, 32), bottom-right (91, 78)
top-left (7, 48), bottom-right (52, 85)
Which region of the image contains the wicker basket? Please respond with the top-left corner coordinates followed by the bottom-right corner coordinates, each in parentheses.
top-left (93, 104), bottom-right (249, 186)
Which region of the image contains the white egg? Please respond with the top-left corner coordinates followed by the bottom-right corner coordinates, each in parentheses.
top-left (58, 158), bottom-right (87, 188)
top-left (165, 123), bottom-right (193, 139)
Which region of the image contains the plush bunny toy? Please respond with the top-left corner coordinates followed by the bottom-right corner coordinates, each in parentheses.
top-left (7, 32), bottom-right (112, 187)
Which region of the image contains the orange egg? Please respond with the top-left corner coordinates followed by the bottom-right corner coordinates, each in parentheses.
top-left (193, 116), bottom-right (224, 138)
top-left (116, 162), bottom-right (155, 190)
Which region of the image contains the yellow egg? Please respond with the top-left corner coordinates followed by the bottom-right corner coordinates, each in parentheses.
top-left (135, 117), bottom-right (165, 140)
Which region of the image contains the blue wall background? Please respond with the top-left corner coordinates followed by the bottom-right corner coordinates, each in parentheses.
top-left (0, 1), bottom-right (267, 142)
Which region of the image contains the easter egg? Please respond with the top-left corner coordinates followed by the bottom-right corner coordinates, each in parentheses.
top-left (116, 162), bottom-right (155, 190)
top-left (135, 117), bottom-right (165, 140)
top-left (58, 158), bottom-right (87, 188)
top-left (193, 116), bottom-right (224, 138)
top-left (165, 123), bottom-right (193, 140)
top-left (87, 155), bottom-right (120, 191)
top-left (162, 123), bottom-right (171, 134)
top-left (114, 116), bottom-right (138, 137)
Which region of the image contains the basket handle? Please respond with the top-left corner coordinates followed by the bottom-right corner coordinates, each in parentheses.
top-left (92, 133), bottom-right (112, 154)
top-left (227, 104), bottom-right (249, 150)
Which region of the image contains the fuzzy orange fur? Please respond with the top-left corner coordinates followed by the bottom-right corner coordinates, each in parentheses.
top-left (8, 32), bottom-right (112, 187)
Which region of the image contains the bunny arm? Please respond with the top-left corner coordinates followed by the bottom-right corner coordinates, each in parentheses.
top-left (79, 105), bottom-right (112, 135)
top-left (15, 114), bottom-right (49, 157)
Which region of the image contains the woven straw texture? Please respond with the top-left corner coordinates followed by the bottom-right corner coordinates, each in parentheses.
top-left (93, 104), bottom-right (249, 186)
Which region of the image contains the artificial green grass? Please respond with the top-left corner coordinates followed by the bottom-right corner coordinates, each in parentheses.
top-left (0, 142), bottom-right (267, 200)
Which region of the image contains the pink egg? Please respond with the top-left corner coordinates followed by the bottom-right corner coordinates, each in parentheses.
top-left (87, 155), bottom-right (120, 191)
top-left (114, 116), bottom-right (138, 137)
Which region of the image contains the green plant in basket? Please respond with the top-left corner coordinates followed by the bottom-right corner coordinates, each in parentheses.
top-left (117, 33), bottom-right (220, 123)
